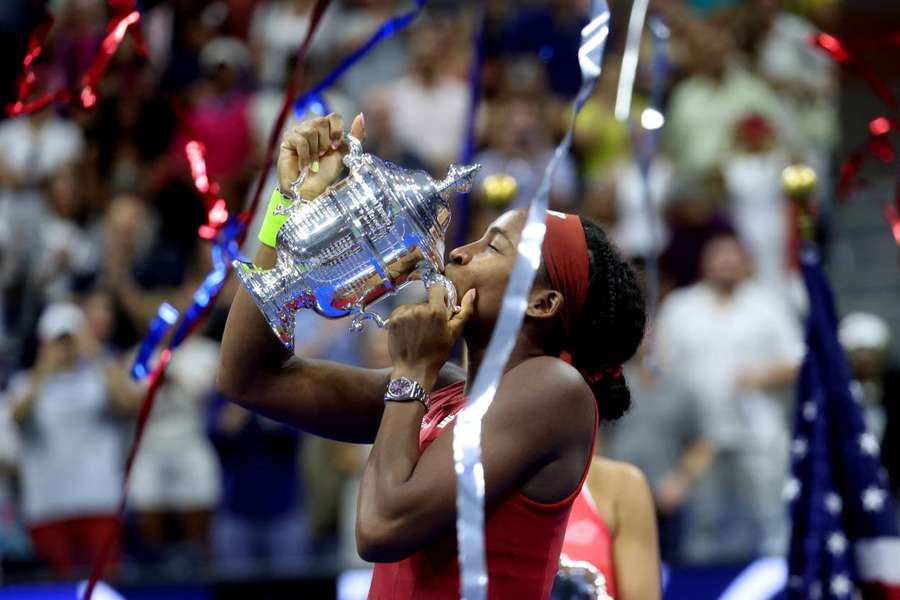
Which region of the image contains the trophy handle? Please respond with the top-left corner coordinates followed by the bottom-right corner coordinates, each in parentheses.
top-left (349, 305), bottom-right (388, 332)
top-left (347, 270), bottom-right (459, 332)
top-left (421, 269), bottom-right (459, 315)
top-left (342, 134), bottom-right (365, 172)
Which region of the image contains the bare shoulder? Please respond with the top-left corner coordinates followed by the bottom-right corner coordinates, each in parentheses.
top-left (590, 459), bottom-right (652, 504)
top-left (501, 356), bottom-right (594, 420)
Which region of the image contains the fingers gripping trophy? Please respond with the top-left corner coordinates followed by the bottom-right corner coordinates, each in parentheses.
top-left (236, 113), bottom-right (480, 349)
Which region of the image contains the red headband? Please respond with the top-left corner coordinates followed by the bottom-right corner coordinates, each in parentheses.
top-left (542, 211), bottom-right (590, 341)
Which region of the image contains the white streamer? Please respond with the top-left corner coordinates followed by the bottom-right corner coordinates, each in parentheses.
top-left (452, 4), bottom-right (611, 599)
top-left (614, 0), bottom-right (649, 122)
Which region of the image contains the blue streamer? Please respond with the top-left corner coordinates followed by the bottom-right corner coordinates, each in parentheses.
top-left (131, 302), bottom-right (179, 380)
top-left (131, 217), bottom-right (245, 379)
top-left (293, 0), bottom-right (426, 117)
top-left (452, 3), bottom-right (611, 599)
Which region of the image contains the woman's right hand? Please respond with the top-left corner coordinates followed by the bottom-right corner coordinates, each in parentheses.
top-left (277, 112), bottom-right (366, 201)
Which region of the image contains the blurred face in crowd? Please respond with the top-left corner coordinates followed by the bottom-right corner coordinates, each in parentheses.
top-left (47, 164), bottom-right (81, 220)
top-left (848, 348), bottom-right (887, 381)
top-left (701, 235), bottom-right (751, 292)
top-left (410, 26), bottom-right (442, 82)
top-left (106, 193), bottom-right (147, 254)
top-left (494, 99), bottom-right (543, 155)
top-left (43, 335), bottom-right (80, 369)
top-left (82, 291), bottom-right (116, 344)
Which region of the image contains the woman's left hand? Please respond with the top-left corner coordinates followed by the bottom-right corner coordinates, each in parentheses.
top-left (387, 286), bottom-right (476, 390)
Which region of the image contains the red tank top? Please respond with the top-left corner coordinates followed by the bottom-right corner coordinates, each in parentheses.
top-left (368, 381), bottom-right (598, 600)
top-left (560, 487), bottom-right (617, 597)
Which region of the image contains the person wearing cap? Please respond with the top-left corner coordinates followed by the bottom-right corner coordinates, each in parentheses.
top-left (9, 301), bottom-right (141, 577)
top-left (839, 312), bottom-right (900, 506)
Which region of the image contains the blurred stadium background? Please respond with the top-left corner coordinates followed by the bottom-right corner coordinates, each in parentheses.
top-left (0, 0), bottom-right (898, 598)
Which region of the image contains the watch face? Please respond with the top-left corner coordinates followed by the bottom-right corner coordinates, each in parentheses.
top-left (388, 378), bottom-right (414, 398)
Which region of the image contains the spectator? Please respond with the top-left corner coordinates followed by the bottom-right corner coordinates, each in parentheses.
top-left (248, 0), bottom-right (339, 89)
top-left (839, 312), bottom-right (900, 508)
top-left (128, 334), bottom-right (222, 566)
top-left (34, 164), bottom-right (101, 302)
top-left (661, 5), bottom-right (790, 176)
top-left (655, 233), bottom-right (804, 563)
top-left (207, 395), bottom-right (305, 572)
top-left (658, 175), bottom-right (735, 291)
top-left (603, 342), bottom-right (712, 564)
top-left (721, 114), bottom-right (795, 301)
top-left (366, 20), bottom-right (468, 171)
top-left (9, 301), bottom-right (141, 577)
top-left (473, 95), bottom-right (578, 211)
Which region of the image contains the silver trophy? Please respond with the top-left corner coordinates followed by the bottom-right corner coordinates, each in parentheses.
top-left (235, 134), bottom-right (480, 350)
top-left (552, 554), bottom-right (613, 600)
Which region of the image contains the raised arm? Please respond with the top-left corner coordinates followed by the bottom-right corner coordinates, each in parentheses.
top-left (217, 113), bottom-right (462, 443)
top-left (218, 113), bottom-right (389, 443)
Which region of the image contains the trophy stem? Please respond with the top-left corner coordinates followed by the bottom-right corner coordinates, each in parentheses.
top-left (234, 259), bottom-right (312, 350)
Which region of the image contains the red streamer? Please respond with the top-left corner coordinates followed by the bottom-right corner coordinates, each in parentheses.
top-left (80, 2), bottom-right (146, 109)
top-left (185, 140), bottom-right (231, 240)
top-left (6, 0), bottom-right (146, 117)
top-left (837, 117), bottom-right (897, 199)
top-left (814, 31), bottom-right (900, 248)
top-left (813, 33), bottom-right (897, 110)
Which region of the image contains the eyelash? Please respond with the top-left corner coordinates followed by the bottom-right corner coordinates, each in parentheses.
top-left (488, 243), bottom-right (500, 252)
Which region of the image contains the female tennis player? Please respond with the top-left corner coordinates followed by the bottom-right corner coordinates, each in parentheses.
top-left (218, 113), bottom-right (646, 599)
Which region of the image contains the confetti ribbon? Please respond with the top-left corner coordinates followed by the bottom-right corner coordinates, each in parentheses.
top-left (614, 0), bottom-right (649, 122)
top-left (633, 16), bottom-right (669, 316)
top-left (812, 33), bottom-right (896, 110)
top-left (813, 32), bottom-right (900, 247)
top-left (451, 3), bottom-right (610, 598)
top-left (130, 302), bottom-right (178, 380)
top-left (293, 0), bottom-right (426, 117)
top-left (6, 0), bottom-right (146, 117)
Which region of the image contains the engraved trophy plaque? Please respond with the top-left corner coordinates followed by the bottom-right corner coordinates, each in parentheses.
top-left (235, 134), bottom-right (480, 350)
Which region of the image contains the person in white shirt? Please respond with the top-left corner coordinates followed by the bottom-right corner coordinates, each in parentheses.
top-left (10, 301), bottom-right (140, 576)
top-left (366, 21), bottom-right (469, 172)
top-left (128, 334), bottom-right (222, 563)
top-left (654, 233), bottom-right (804, 563)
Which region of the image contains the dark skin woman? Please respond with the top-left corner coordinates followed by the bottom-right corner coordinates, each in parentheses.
top-left (218, 112), bottom-right (646, 599)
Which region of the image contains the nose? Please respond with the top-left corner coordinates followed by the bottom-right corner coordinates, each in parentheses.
top-left (448, 245), bottom-right (470, 266)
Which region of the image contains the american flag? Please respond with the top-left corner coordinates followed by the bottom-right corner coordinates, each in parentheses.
top-left (786, 245), bottom-right (900, 599)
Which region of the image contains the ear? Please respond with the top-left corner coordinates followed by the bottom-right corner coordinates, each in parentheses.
top-left (526, 289), bottom-right (563, 321)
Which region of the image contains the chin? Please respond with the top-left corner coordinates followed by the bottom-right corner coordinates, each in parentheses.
top-left (442, 266), bottom-right (466, 297)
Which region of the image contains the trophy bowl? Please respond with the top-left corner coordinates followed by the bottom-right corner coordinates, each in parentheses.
top-left (234, 134), bottom-right (480, 350)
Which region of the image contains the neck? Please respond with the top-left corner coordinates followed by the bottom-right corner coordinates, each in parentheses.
top-left (709, 281), bottom-right (738, 301)
top-left (463, 328), bottom-right (547, 392)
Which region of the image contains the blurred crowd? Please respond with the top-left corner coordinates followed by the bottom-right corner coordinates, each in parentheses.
top-left (0, 0), bottom-right (898, 585)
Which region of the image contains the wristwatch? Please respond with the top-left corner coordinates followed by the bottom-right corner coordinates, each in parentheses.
top-left (384, 377), bottom-right (428, 409)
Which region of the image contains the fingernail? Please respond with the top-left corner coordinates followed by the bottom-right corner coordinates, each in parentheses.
top-left (357, 112), bottom-right (365, 128)
top-left (311, 160), bottom-right (319, 173)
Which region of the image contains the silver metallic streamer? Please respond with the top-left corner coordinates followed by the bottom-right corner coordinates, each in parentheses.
top-left (614, 0), bottom-right (649, 122)
top-left (452, 4), bottom-right (611, 598)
